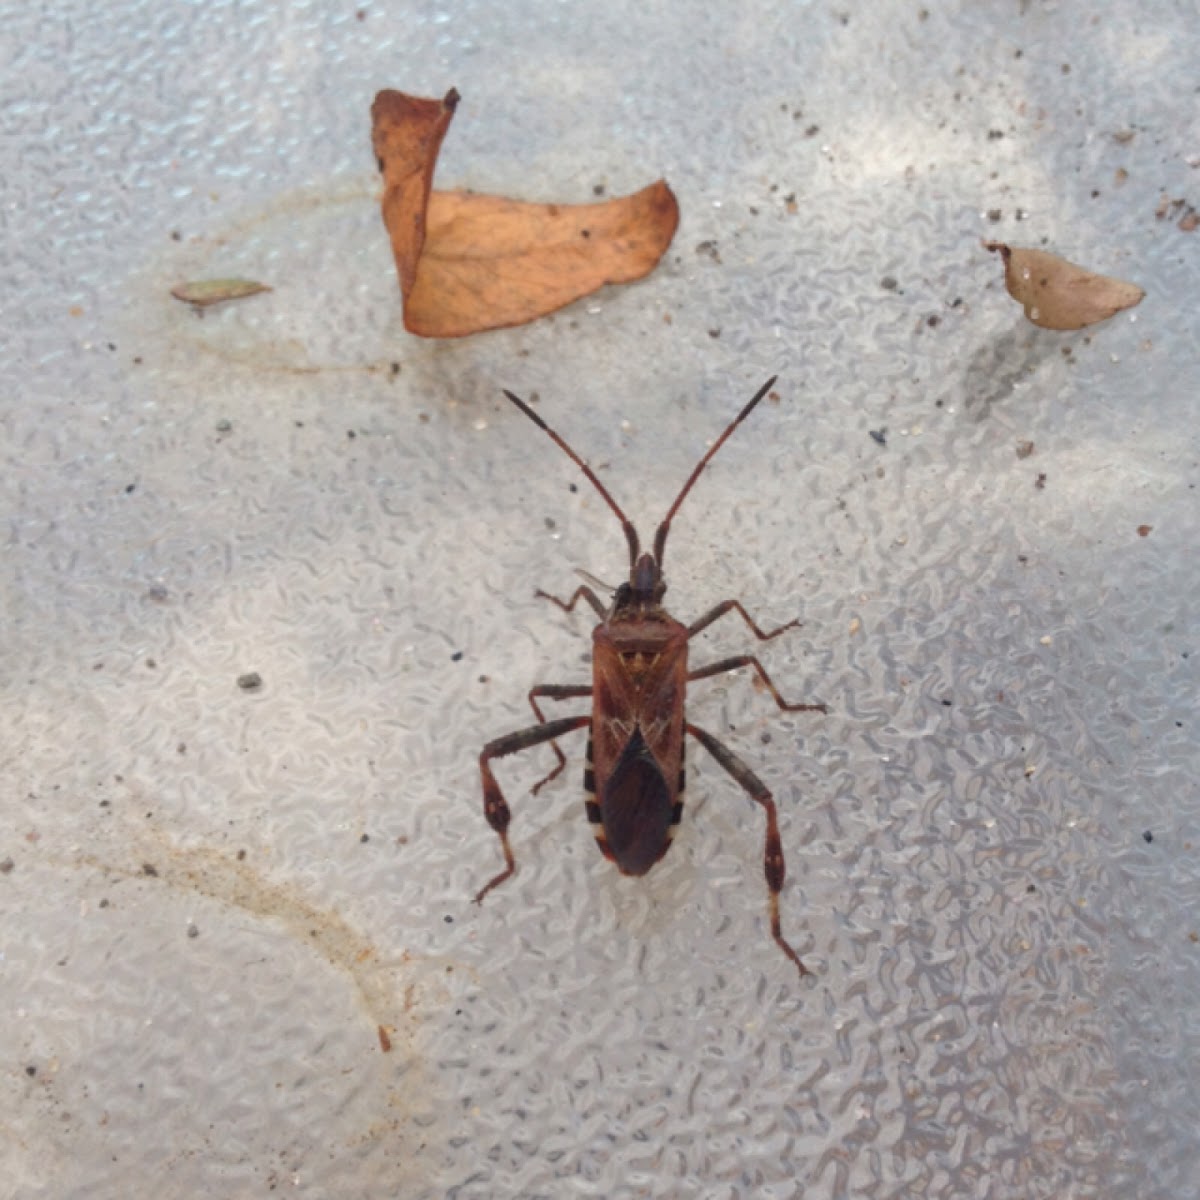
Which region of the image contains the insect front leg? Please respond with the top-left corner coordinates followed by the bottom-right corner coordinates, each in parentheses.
top-left (475, 714), bottom-right (591, 904)
top-left (528, 683), bottom-right (592, 794)
top-left (688, 656), bottom-right (827, 714)
top-left (534, 584), bottom-right (607, 619)
top-left (687, 598), bottom-right (800, 641)
top-left (686, 722), bottom-right (811, 978)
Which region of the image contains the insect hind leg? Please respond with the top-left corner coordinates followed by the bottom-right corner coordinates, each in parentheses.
top-left (476, 714), bottom-right (590, 903)
top-left (686, 722), bottom-right (811, 978)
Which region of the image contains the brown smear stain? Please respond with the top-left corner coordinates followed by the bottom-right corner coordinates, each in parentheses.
top-left (71, 830), bottom-right (464, 1183)
top-left (77, 836), bottom-right (463, 1050)
top-left (983, 241), bottom-right (1144, 330)
top-left (371, 87), bottom-right (679, 337)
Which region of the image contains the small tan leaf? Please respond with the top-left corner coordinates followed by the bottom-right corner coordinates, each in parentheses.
top-left (171, 279), bottom-right (272, 308)
top-left (983, 242), bottom-right (1144, 330)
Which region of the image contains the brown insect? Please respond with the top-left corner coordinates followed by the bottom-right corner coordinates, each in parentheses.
top-left (474, 377), bottom-right (826, 976)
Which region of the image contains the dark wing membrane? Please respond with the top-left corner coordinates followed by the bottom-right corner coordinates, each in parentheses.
top-left (601, 727), bottom-right (673, 876)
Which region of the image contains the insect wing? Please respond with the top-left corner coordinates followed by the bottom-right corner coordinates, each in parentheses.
top-left (601, 727), bottom-right (673, 876)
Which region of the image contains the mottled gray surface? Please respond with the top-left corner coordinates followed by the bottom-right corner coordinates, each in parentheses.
top-left (2, 2), bottom-right (1197, 1197)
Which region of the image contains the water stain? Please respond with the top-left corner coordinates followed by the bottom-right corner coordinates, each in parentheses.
top-left (119, 178), bottom-right (416, 378)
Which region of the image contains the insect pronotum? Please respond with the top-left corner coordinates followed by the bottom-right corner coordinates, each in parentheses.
top-left (475, 377), bottom-right (826, 976)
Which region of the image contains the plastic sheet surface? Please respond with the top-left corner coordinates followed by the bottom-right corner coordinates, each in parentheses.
top-left (2, 2), bottom-right (1197, 1197)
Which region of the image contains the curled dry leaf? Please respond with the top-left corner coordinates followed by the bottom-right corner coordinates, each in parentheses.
top-left (171, 279), bottom-right (272, 308)
top-left (983, 242), bottom-right (1144, 330)
top-left (371, 88), bottom-right (679, 338)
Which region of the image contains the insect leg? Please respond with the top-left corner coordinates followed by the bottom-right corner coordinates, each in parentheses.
top-left (688, 656), bottom-right (827, 714)
top-left (687, 599), bottom-right (799, 641)
top-left (534, 584), bottom-right (607, 619)
top-left (528, 683), bottom-right (593, 794)
top-left (475, 714), bottom-right (591, 904)
top-left (685, 722), bottom-right (810, 977)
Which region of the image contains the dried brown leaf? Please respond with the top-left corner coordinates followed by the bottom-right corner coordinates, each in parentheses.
top-left (983, 242), bottom-right (1144, 330)
top-left (371, 88), bottom-right (679, 338)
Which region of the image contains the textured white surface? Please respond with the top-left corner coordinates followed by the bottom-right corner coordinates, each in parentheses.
top-left (2, 2), bottom-right (1198, 1197)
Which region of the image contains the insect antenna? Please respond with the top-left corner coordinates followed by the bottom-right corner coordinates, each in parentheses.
top-left (651, 376), bottom-right (778, 569)
top-left (502, 390), bottom-right (640, 570)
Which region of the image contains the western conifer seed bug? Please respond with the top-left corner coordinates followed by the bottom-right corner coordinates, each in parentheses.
top-left (475, 378), bottom-right (826, 976)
